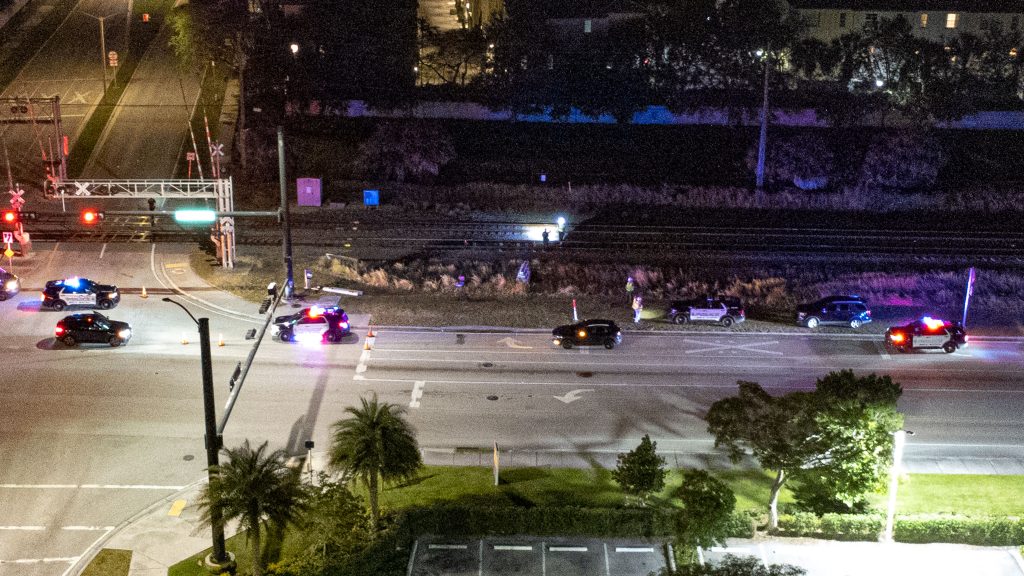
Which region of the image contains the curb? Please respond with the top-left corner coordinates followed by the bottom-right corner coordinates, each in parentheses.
top-left (66, 479), bottom-right (206, 576)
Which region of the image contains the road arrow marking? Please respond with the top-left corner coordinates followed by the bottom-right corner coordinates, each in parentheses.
top-left (410, 381), bottom-right (425, 408)
top-left (497, 336), bottom-right (532, 349)
top-left (553, 389), bottom-right (594, 403)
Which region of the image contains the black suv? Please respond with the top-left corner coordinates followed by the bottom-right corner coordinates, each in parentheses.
top-left (552, 319), bottom-right (623, 349)
top-left (42, 277), bottom-right (120, 311)
top-left (0, 267), bottom-right (19, 300)
top-left (796, 295), bottom-right (871, 329)
top-left (55, 312), bottom-right (132, 347)
top-left (667, 296), bottom-right (745, 327)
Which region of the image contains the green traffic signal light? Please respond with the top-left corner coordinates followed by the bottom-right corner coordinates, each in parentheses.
top-left (174, 209), bottom-right (217, 224)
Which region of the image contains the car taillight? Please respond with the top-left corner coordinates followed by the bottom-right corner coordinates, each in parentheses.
top-left (55, 324), bottom-right (64, 335)
top-left (889, 333), bottom-right (905, 343)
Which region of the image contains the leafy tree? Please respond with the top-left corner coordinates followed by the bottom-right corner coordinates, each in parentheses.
top-left (353, 121), bottom-right (456, 183)
top-left (675, 469), bottom-right (736, 557)
top-left (418, 19), bottom-right (488, 87)
top-left (706, 382), bottom-right (816, 529)
top-left (706, 371), bottom-right (903, 529)
top-left (196, 440), bottom-right (310, 576)
top-left (612, 434), bottom-right (667, 505)
top-left (662, 554), bottom-right (805, 576)
top-left (859, 130), bottom-right (946, 190)
top-left (299, 474), bottom-right (370, 560)
top-left (328, 394), bottom-right (422, 531)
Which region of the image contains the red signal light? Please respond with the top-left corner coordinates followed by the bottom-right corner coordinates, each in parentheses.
top-left (2, 210), bottom-right (16, 224)
top-left (81, 210), bottom-right (101, 224)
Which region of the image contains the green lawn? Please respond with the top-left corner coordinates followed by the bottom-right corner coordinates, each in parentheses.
top-left (887, 474), bottom-right (1024, 516)
top-left (81, 549), bottom-right (131, 576)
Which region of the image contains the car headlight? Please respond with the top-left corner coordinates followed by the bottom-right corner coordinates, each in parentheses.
top-left (271, 325), bottom-right (280, 335)
top-left (339, 322), bottom-right (349, 330)
top-left (110, 291), bottom-right (119, 298)
top-left (118, 329), bottom-right (132, 338)
top-left (552, 338), bottom-right (560, 345)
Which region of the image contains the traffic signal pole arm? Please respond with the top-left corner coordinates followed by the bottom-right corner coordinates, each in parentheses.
top-left (102, 210), bottom-right (281, 218)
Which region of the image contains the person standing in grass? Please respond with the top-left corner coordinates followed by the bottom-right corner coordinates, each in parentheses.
top-left (632, 295), bottom-right (643, 324)
top-left (625, 276), bottom-right (635, 307)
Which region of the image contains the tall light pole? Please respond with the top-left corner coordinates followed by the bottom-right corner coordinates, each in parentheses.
top-left (277, 126), bottom-right (294, 296)
top-left (161, 297), bottom-right (234, 571)
top-left (883, 429), bottom-right (914, 542)
top-left (82, 12), bottom-right (118, 93)
top-left (755, 46), bottom-right (770, 191)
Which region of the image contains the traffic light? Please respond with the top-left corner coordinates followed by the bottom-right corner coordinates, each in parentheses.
top-left (174, 208), bottom-right (217, 224)
top-left (81, 209), bottom-right (104, 224)
top-left (1, 210), bottom-right (16, 225)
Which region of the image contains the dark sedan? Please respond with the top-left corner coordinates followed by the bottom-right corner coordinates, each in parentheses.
top-left (0, 267), bottom-right (18, 300)
top-left (552, 319), bottom-right (622, 349)
top-left (55, 312), bottom-right (132, 347)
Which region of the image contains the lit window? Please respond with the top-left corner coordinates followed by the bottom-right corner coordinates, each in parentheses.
top-left (839, 12), bottom-right (847, 28)
top-left (946, 13), bottom-right (958, 29)
top-left (920, 13), bottom-right (928, 28)
top-left (584, 19), bottom-right (592, 33)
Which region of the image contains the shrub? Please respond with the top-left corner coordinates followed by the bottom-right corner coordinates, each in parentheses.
top-left (775, 513), bottom-right (883, 541)
top-left (895, 515), bottom-right (1024, 546)
top-left (859, 130), bottom-right (946, 190)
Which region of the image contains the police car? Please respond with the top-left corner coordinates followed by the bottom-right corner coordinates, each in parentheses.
top-left (885, 317), bottom-right (968, 354)
top-left (41, 277), bottom-right (120, 311)
top-left (55, 311), bottom-right (132, 347)
top-left (272, 305), bottom-right (351, 343)
top-left (667, 296), bottom-right (745, 327)
top-left (0, 267), bottom-right (19, 300)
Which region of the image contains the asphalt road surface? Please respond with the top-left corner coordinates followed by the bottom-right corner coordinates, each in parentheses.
top-left (1, 0), bottom-right (130, 188)
top-left (1, 243), bottom-right (1023, 573)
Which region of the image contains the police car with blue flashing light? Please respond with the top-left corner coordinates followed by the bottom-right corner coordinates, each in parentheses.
top-left (0, 267), bottom-right (19, 300)
top-left (41, 277), bottom-right (120, 311)
top-left (885, 317), bottom-right (968, 354)
top-left (272, 305), bottom-right (351, 343)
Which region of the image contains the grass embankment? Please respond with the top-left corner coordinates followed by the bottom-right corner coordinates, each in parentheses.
top-left (67, 0), bottom-right (176, 177)
top-left (168, 467), bottom-right (1024, 576)
top-left (173, 61), bottom-right (228, 178)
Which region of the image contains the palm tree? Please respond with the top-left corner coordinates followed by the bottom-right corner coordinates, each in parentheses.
top-left (328, 394), bottom-right (422, 531)
top-left (196, 440), bottom-right (309, 576)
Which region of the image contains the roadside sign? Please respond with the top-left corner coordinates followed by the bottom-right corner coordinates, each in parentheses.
top-left (186, 152), bottom-right (196, 161)
top-left (2, 232), bottom-right (12, 244)
top-left (108, 51), bottom-right (118, 67)
top-left (210, 143), bottom-right (224, 157)
top-left (3, 247), bottom-right (13, 259)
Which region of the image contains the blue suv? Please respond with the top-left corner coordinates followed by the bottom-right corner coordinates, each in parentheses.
top-left (796, 296), bottom-right (871, 329)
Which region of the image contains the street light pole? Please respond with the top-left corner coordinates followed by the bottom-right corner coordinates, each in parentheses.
top-left (277, 126), bottom-right (294, 297)
top-left (82, 11), bottom-right (118, 93)
top-left (883, 429), bottom-right (913, 542)
top-left (161, 298), bottom-right (232, 570)
top-left (755, 45), bottom-right (770, 191)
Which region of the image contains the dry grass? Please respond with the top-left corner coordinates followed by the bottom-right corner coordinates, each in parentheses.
top-left (192, 246), bottom-right (1024, 333)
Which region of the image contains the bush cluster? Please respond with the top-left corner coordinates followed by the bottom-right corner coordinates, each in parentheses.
top-left (775, 513), bottom-right (1024, 545)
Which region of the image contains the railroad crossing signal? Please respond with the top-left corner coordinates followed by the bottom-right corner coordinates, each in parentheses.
top-left (81, 209), bottom-right (104, 224)
top-left (8, 188), bottom-right (24, 208)
top-left (210, 143), bottom-right (224, 157)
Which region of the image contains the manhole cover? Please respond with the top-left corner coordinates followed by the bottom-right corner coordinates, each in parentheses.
top-left (183, 454), bottom-right (195, 462)
top-left (481, 362), bottom-right (494, 368)
top-left (487, 395), bottom-right (499, 401)
top-left (576, 371), bottom-right (594, 378)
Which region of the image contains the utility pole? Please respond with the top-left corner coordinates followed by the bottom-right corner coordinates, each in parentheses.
top-left (277, 126), bottom-right (294, 296)
top-left (98, 16), bottom-right (108, 93)
top-left (161, 298), bottom-right (234, 572)
top-left (755, 46), bottom-right (770, 191)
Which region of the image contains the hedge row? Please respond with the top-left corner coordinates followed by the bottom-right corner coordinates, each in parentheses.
top-left (775, 512), bottom-right (1024, 545)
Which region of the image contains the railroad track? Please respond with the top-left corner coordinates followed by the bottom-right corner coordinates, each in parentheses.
top-left (14, 218), bottom-right (1024, 258)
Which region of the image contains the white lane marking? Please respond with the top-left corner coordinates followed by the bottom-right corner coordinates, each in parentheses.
top-left (353, 374), bottom-right (365, 381)
top-left (494, 545), bottom-right (533, 551)
top-left (615, 547), bottom-right (654, 553)
top-left (553, 389), bottom-right (594, 404)
top-left (549, 546), bottom-right (588, 552)
top-left (496, 336), bottom-right (532, 349)
top-left (875, 341), bottom-right (892, 360)
top-left (0, 484), bottom-right (185, 490)
top-left (61, 526), bottom-right (115, 531)
top-left (99, 243), bottom-right (106, 259)
top-left (0, 526), bottom-right (45, 530)
top-left (680, 338), bottom-right (783, 356)
top-left (410, 381), bottom-right (425, 408)
top-left (150, 246), bottom-right (261, 325)
top-left (0, 557), bottom-right (78, 565)
top-left (356, 349), bottom-right (369, 373)
top-left (428, 544), bottom-right (468, 550)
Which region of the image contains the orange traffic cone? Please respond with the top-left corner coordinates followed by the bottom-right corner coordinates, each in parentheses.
top-left (368, 325), bottom-right (376, 338)
top-left (140, 286), bottom-right (148, 299)
top-left (218, 333), bottom-right (225, 347)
